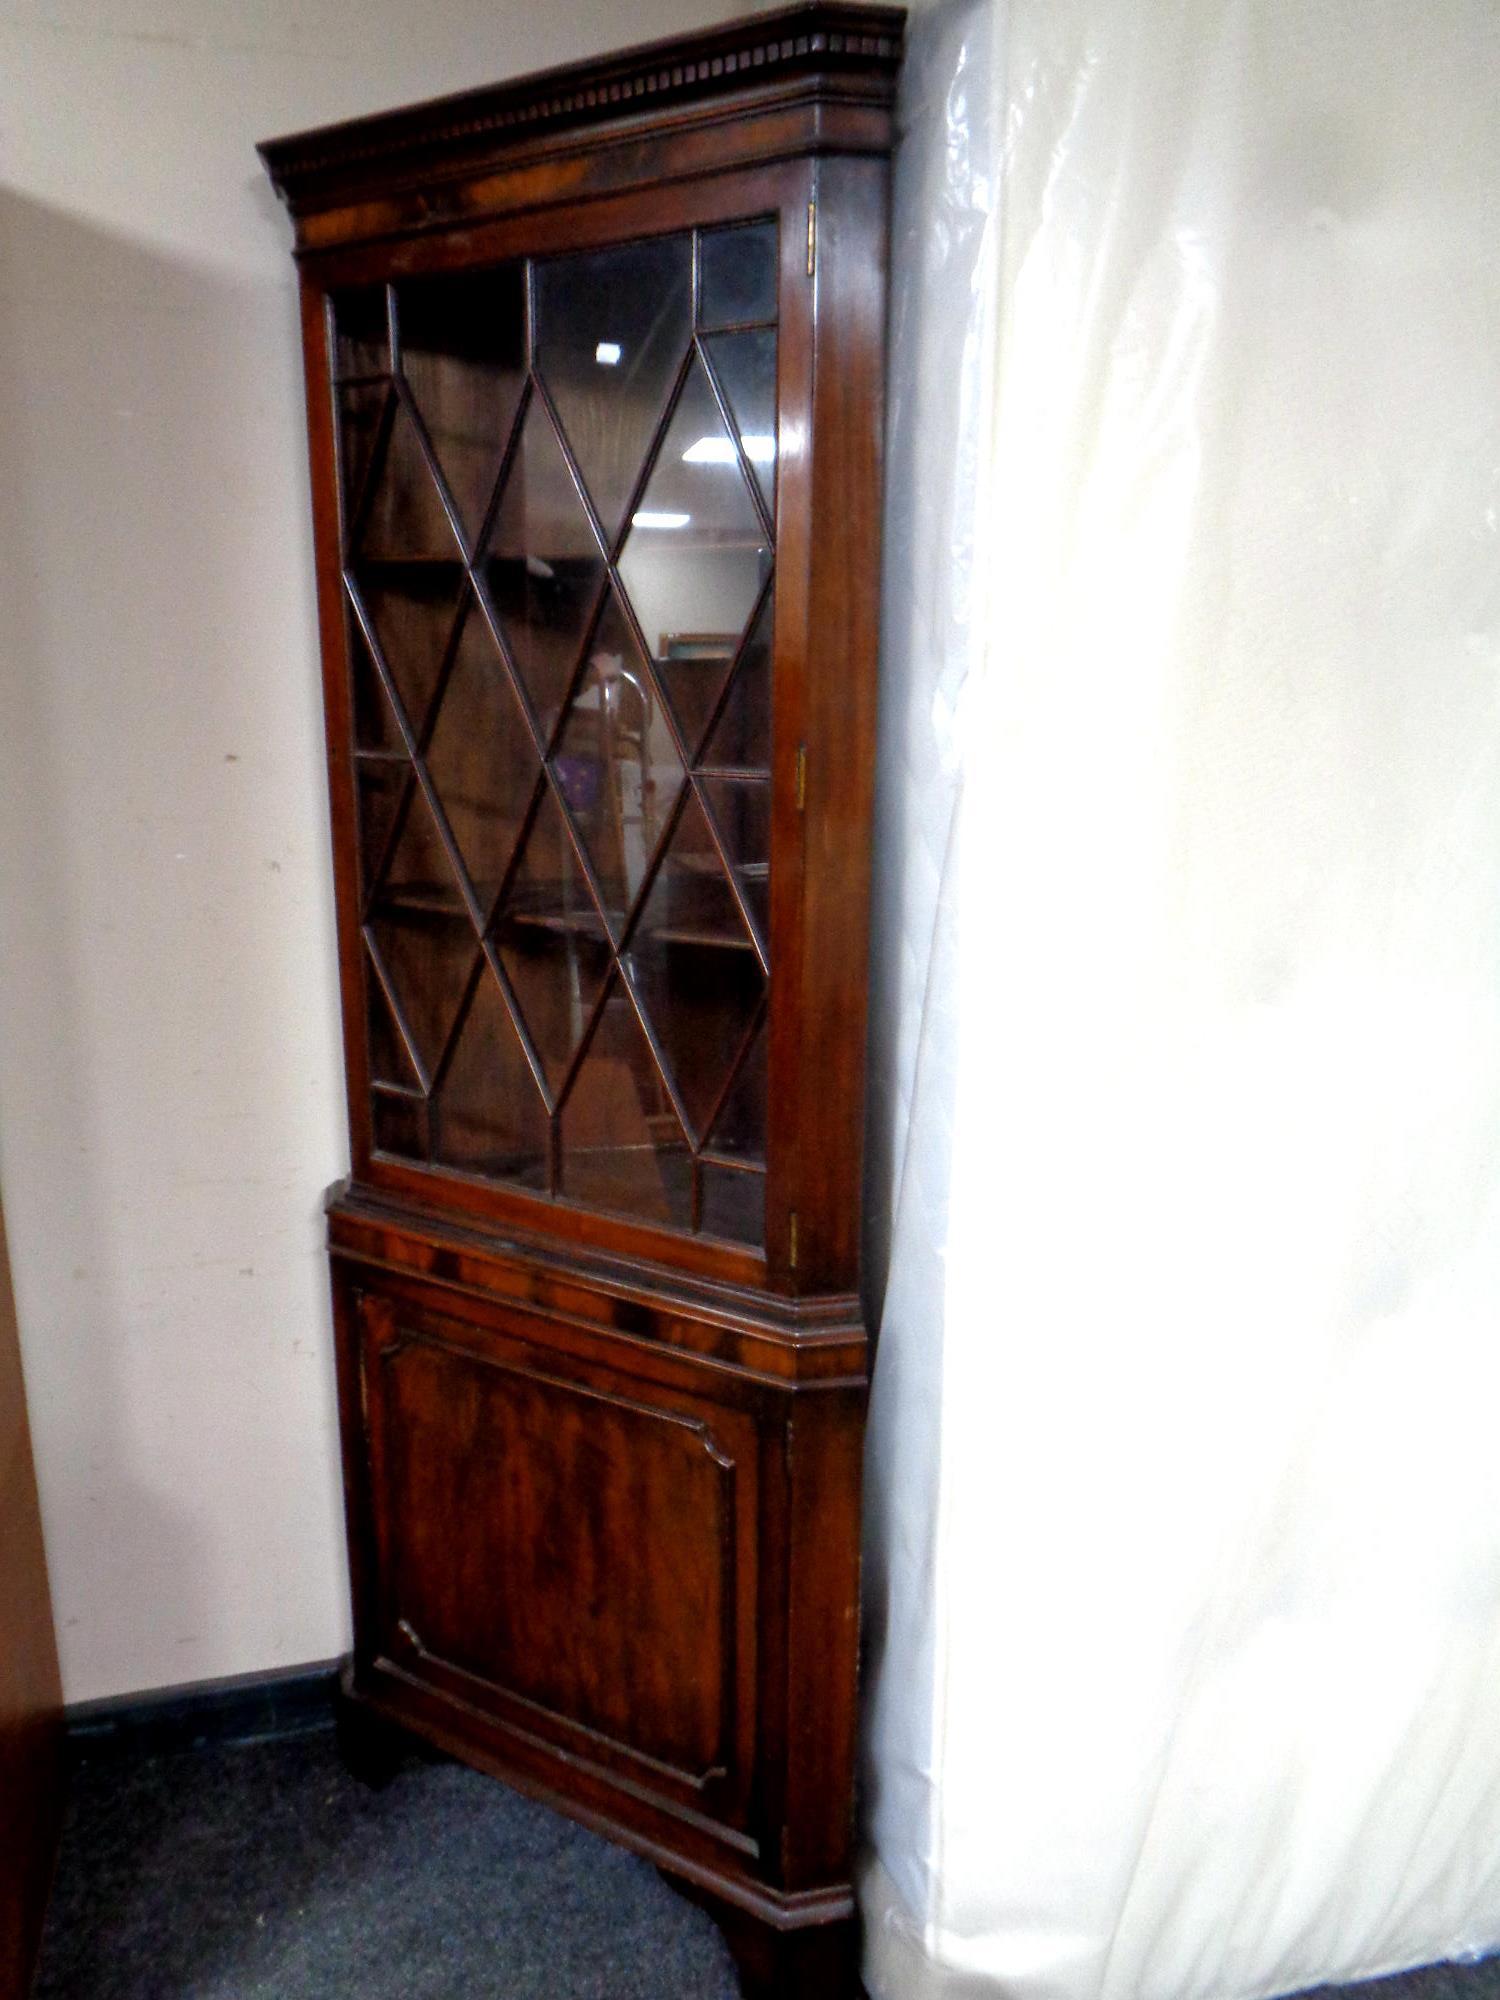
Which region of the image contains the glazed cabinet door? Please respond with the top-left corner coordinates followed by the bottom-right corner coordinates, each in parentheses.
top-left (323, 215), bottom-right (783, 1268)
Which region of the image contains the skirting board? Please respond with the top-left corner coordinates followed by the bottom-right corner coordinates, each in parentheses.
top-left (861, 1851), bottom-right (1000, 2000)
top-left (65, 1659), bottom-right (343, 1762)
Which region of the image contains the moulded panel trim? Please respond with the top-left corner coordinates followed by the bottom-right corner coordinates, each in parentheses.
top-left (361, 1304), bottom-right (757, 1818)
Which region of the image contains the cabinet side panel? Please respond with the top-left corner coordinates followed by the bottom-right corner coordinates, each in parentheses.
top-left (779, 1383), bottom-right (867, 1885)
top-left (782, 155), bottom-right (891, 1296)
top-left (0, 1193), bottom-right (62, 1997)
top-left (329, 1260), bottom-right (381, 1682)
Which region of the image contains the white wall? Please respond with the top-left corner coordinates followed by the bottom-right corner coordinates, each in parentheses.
top-left (0, 0), bottom-right (767, 1706)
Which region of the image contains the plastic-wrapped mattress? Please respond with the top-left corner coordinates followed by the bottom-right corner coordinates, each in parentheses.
top-left (862, 3), bottom-right (1500, 1995)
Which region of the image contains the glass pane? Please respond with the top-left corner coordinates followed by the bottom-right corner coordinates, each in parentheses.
top-left (423, 595), bottom-right (537, 911)
top-left (354, 395), bottom-right (462, 563)
top-left (535, 234), bottom-right (693, 545)
top-left (703, 328), bottom-right (777, 517)
top-left (494, 785), bottom-right (611, 1095)
top-left (365, 909), bottom-right (475, 1085)
top-left (482, 394), bottom-right (606, 737)
top-left (348, 571), bottom-right (463, 745)
top-left (706, 1016), bottom-right (767, 1163)
top-left (700, 775), bottom-right (770, 952)
top-left (625, 793), bottom-right (765, 1143)
top-left (551, 589), bottom-right (684, 932)
top-left (372, 1092), bottom-right (427, 1160)
top-left (618, 356), bottom-right (771, 747)
top-left (355, 763), bottom-right (407, 902)
top-left (559, 976), bottom-right (692, 1228)
top-left (332, 286), bottom-right (388, 378)
top-left (378, 783), bottom-right (464, 915)
top-left (431, 965), bottom-right (549, 1187)
top-left (336, 384), bottom-right (389, 543)
top-left (348, 621), bottom-right (403, 754)
top-left (366, 957), bottom-right (422, 1091)
top-left (395, 265), bottom-right (526, 546)
top-left (701, 586), bottom-right (772, 772)
top-left (655, 634), bottom-right (738, 768)
top-left (700, 1163), bottom-right (765, 1247)
top-left (699, 222), bottom-right (777, 329)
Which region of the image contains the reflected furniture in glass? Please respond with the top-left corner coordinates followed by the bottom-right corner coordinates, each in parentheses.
top-left (260, 9), bottom-right (902, 1993)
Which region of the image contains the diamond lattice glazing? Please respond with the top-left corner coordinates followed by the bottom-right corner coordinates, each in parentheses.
top-left (332, 226), bottom-right (778, 1245)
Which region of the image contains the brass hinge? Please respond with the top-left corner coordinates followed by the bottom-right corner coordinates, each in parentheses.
top-left (806, 199), bottom-right (817, 279)
top-left (795, 743), bottom-right (807, 811)
top-left (789, 1211), bottom-right (800, 1270)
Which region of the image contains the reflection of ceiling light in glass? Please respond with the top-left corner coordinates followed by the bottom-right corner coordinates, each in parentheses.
top-left (682, 434), bottom-right (776, 466)
top-left (632, 510), bottom-right (691, 530)
top-left (595, 341), bottom-right (622, 365)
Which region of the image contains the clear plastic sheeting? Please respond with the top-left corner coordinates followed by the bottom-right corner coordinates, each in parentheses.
top-left (861, 3), bottom-right (1500, 1998)
top-left (862, 0), bottom-right (995, 1953)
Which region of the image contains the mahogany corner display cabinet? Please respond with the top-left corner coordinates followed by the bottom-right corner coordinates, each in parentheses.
top-left (259, 8), bottom-right (903, 1991)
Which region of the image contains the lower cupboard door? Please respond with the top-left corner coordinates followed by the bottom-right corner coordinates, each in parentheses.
top-left (351, 1285), bottom-right (761, 1840)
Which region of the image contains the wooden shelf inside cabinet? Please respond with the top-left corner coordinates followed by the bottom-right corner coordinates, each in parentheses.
top-left (261, 9), bottom-right (902, 1995)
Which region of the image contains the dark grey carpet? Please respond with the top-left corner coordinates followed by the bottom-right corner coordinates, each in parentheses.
top-left (32, 1726), bottom-right (1500, 2000)
top-left (1306, 1971), bottom-right (1500, 2000)
top-left (34, 1729), bottom-right (740, 1999)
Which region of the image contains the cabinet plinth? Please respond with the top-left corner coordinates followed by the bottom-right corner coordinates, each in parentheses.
top-left (261, 9), bottom-right (902, 1988)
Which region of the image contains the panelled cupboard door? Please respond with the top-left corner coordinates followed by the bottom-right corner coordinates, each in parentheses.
top-left (261, 11), bottom-right (903, 1994)
top-left (351, 1285), bottom-right (762, 1840)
